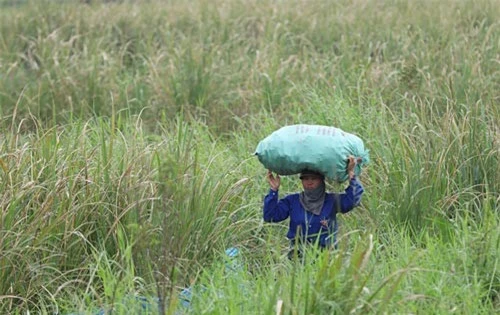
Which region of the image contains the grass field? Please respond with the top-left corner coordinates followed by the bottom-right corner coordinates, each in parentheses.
top-left (0, 0), bottom-right (498, 314)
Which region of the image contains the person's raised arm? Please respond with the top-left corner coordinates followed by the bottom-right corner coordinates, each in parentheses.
top-left (347, 155), bottom-right (362, 180)
top-left (267, 170), bottom-right (280, 191)
top-left (263, 170), bottom-right (290, 222)
top-left (334, 156), bottom-right (364, 213)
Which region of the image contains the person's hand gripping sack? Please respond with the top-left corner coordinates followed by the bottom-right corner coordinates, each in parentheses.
top-left (347, 155), bottom-right (362, 180)
top-left (267, 170), bottom-right (281, 191)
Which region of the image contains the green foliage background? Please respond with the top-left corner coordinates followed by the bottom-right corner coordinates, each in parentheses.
top-left (0, 0), bottom-right (498, 314)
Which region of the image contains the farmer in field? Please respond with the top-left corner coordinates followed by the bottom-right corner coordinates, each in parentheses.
top-left (263, 156), bottom-right (364, 259)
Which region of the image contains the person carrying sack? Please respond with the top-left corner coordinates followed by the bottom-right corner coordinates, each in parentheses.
top-left (263, 156), bottom-right (364, 259)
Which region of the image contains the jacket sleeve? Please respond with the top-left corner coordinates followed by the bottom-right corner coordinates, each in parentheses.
top-left (334, 177), bottom-right (364, 214)
top-left (263, 189), bottom-right (291, 222)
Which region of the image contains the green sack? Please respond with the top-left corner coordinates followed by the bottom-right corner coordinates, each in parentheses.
top-left (255, 124), bottom-right (369, 182)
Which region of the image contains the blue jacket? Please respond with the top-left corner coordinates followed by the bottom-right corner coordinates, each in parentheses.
top-left (263, 177), bottom-right (364, 248)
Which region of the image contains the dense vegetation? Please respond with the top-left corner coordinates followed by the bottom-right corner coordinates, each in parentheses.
top-left (0, 0), bottom-right (498, 313)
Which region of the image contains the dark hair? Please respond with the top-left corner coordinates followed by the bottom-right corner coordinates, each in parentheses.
top-left (299, 170), bottom-right (325, 180)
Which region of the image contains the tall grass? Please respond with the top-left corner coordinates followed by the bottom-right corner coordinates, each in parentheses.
top-left (0, 0), bottom-right (498, 313)
top-left (1, 0), bottom-right (498, 131)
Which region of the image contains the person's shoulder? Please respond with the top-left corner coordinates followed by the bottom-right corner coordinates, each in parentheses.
top-left (283, 192), bottom-right (300, 200)
top-left (325, 192), bottom-right (337, 199)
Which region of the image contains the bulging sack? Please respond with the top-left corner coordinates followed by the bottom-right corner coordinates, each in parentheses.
top-left (255, 124), bottom-right (369, 182)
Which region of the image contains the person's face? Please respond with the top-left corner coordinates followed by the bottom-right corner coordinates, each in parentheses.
top-left (301, 175), bottom-right (323, 190)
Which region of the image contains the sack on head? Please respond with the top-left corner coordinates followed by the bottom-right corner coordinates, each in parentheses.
top-left (255, 124), bottom-right (369, 182)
